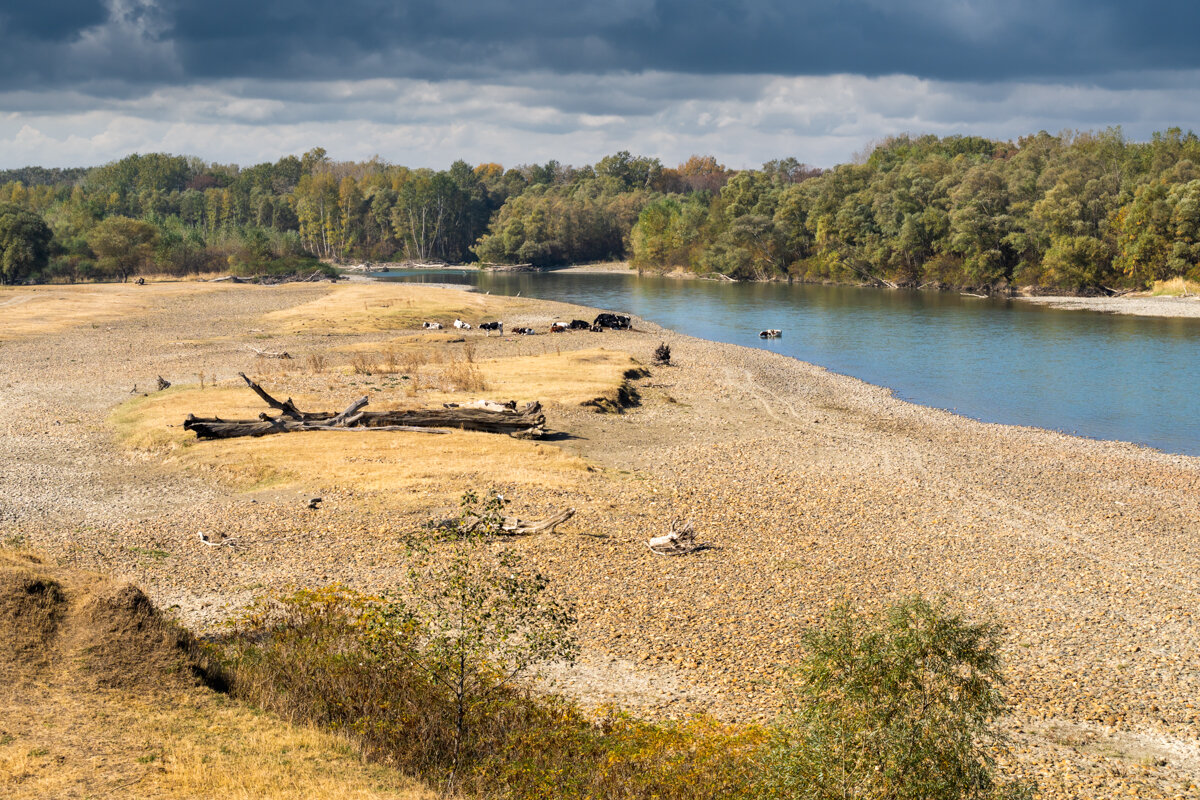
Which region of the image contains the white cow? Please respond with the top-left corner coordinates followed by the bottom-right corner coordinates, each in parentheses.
top-left (453, 318), bottom-right (472, 330)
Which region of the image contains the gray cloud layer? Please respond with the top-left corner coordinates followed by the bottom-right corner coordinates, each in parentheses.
top-left (2, 1), bottom-right (1199, 169)
top-left (4, 0), bottom-right (1200, 89)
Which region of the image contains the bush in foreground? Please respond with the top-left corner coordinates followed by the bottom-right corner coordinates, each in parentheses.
top-left (761, 596), bottom-right (1033, 800)
top-left (220, 490), bottom-right (1027, 799)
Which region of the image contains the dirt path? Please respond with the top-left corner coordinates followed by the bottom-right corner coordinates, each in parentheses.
top-left (2, 282), bottom-right (1197, 798)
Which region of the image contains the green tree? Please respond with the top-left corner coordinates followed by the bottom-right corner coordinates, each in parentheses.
top-left (377, 489), bottom-right (578, 787)
top-left (87, 216), bottom-right (158, 281)
top-left (763, 596), bottom-right (1031, 800)
top-left (0, 203), bottom-right (53, 284)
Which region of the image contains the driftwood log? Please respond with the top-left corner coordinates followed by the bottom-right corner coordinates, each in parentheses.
top-left (246, 345), bottom-right (292, 359)
top-left (460, 507), bottom-right (576, 536)
top-left (647, 518), bottom-right (709, 555)
top-left (182, 373), bottom-right (546, 440)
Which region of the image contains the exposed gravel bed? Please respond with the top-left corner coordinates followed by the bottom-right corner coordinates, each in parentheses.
top-left (1, 282), bottom-right (1198, 798)
top-left (1019, 294), bottom-right (1200, 317)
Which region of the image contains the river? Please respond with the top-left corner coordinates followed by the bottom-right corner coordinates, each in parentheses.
top-left (374, 269), bottom-right (1200, 457)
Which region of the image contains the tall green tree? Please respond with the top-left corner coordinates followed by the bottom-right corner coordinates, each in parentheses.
top-left (0, 204), bottom-right (53, 284)
top-left (87, 216), bottom-right (158, 281)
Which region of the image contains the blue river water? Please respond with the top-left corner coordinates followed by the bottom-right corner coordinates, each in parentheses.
top-left (375, 269), bottom-right (1200, 456)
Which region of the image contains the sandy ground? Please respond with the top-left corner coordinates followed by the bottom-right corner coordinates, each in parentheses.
top-left (2, 281), bottom-right (1198, 798)
top-left (1019, 294), bottom-right (1200, 318)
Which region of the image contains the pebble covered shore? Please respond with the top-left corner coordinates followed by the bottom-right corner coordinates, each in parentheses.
top-left (1, 281), bottom-right (1197, 798)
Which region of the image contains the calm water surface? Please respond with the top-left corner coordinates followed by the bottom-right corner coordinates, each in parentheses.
top-left (376, 269), bottom-right (1200, 456)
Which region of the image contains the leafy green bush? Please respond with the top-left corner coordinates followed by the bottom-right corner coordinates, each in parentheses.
top-left (761, 596), bottom-right (1033, 800)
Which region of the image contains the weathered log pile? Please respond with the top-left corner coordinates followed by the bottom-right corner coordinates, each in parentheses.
top-left (182, 373), bottom-right (545, 440)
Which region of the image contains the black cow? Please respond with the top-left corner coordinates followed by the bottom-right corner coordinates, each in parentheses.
top-left (569, 319), bottom-right (590, 330)
top-left (479, 321), bottom-right (504, 336)
top-left (592, 313), bottom-right (631, 331)
top-left (513, 327), bottom-right (536, 335)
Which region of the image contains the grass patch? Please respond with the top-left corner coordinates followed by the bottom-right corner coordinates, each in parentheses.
top-left (402, 348), bottom-right (645, 408)
top-left (0, 282), bottom-right (232, 341)
top-left (221, 586), bottom-right (764, 800)
top-left (1147, 276), bottom-right (1200, 296)
top-left (0, 546), bottom-right (438, 799)
top-left (264, 283), bottom-right (533, 335)
top-left (128, 546), bottom-right (171, 561)
top-left (108, 379), bottom-right (595, 509)
top-left (0, 691), bottom-right (437, 800)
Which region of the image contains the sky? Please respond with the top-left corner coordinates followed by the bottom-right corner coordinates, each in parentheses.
top-left (2, 0), bottom-right (1200, 170)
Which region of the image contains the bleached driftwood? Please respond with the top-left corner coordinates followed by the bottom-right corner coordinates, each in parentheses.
top-left (198, 531), bottom-right (237, 548)
top-left (183, 373), bottom-right (544, 439)
top-left (443, 399), bottom-right (518, 412)
top-left (246, 345), bottom-right (293, 359)
top-left (459, 507), bottom-right (576, 536)
top-left (646, 518), bottom-right (708, 555)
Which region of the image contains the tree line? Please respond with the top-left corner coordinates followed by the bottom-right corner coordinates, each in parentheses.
top-left (632, 129), bottom-right (1200, 290)
top-left (1, 128), bottom-right (1198, 290)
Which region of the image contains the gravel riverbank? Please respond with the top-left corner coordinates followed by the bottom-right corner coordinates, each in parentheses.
top-left (1, 281), bottom-right (1197, 798)
top-left (1017, 293), bottom-right (1200, 317)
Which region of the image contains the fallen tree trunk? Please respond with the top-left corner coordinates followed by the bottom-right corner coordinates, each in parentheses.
top-left (182, 373), bottom-right (546, 439)
top-left (460, 507), bottom-right (576, 536)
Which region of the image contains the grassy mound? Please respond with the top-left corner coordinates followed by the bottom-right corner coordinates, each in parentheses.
top-left (0, 549), bottom-right (218, 691)
top-left (107, 348), bottom-right (642, 507)
top-left (0, 549), bottom-right (437, 799)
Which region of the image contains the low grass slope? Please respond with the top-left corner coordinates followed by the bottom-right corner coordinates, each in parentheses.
top-left (0, 548), bottom-right (437, 799)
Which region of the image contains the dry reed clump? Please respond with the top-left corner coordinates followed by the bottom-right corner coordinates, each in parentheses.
top-left (350, 351), bottom-right (376, 375)
top-left (220, 586), bottom-right (763, 800)
top-left (437, 359), bottom-right (487, 392)
top-left (305, 352), bottom-right (327, 373)
top-left (1149, 276), bottom-right (1200, 296)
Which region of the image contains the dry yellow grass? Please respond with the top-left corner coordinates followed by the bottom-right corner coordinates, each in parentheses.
top-left (1148, 276), bottom-right (1200, 296)
top-left (0, 688), bottom-right (436, 800)
top-left (110, 381), bottom-right (596, 508)
top-left (265, 282), bottom-right (532, 335)
top-left (334, 331), bottom-right (468, 352)
top-left (431, 348), bottom-right (645, 407)
top-left (109, 347), bottom-right (636, 505)
top-left (0, 282), bottom-right (233, 340)
top-left (0, 545), bottom-right (437, 800)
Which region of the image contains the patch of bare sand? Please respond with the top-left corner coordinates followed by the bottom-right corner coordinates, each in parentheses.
top-left (0, 282), bottom-right (234, 340)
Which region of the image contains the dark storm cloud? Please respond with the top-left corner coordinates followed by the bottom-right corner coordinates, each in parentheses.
top-left (0, 0), bottom-right (108, 40)
top-left (157, 0), bottom-right (1200, 81)
top-left (4, 0), bottom-right (1200, 91)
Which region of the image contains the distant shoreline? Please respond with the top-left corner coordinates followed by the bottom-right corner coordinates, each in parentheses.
top-left (1014, 294), bottom-right (1200, 318)
top-left (357, 262), bottom-right (1200, 320)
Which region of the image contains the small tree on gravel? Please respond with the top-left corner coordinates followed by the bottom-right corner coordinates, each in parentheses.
top-left (653, 342), bottom-right (672, 365)
top-left (380, 488), bottom-right (579, 788)
top-left (762, 596), bottom-right (1033, 800)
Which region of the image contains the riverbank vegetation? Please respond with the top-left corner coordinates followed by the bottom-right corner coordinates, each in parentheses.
top-left (214, 494), bottom-right (1029, 798)
top-left (2, 128), bottom-right (1198, 291)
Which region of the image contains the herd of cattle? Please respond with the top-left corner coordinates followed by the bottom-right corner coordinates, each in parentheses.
top-left (422, 312), bottom-right (631, 336)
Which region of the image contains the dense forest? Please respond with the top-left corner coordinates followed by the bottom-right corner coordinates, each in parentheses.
top-left (2, 128), bottom-right (1199, 291)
